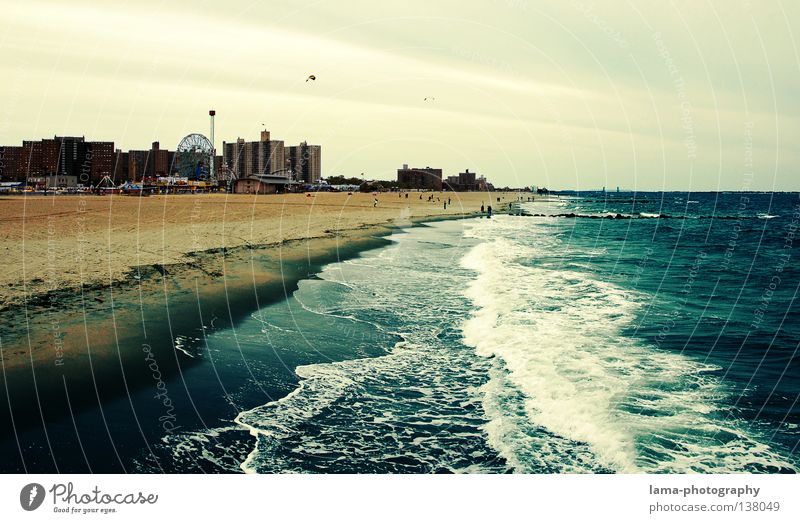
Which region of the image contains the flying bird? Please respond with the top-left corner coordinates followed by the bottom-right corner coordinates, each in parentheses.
top-left (306, 75), bottom-right (316, 82)
top-left (424, 97), bottom-right (435, 101)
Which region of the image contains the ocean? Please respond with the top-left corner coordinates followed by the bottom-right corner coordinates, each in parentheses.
top-left (2, 192), bottom-right (799, 473)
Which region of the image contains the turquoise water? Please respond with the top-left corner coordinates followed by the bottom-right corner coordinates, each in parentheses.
top-left (155, 192), bottom-right (800, 473)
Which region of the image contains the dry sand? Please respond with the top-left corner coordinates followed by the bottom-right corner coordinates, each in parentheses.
top-left (0, 191), bottom-right (512, 310)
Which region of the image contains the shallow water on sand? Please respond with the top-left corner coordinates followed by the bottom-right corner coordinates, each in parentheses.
top-left (5, 192), bottom-right (797, 473)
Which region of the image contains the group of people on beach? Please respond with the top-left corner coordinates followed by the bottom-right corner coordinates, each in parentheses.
top-left (376, 191), bottom-right (493, 216)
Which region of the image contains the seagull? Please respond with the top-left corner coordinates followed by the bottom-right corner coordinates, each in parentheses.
top-left (424, 97), bottom-right (435, 101)
top-left (306, 75), bottom-right (316, 82)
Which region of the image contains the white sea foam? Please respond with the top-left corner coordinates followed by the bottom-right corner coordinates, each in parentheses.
top-left (460, 216), bottom-right (796, 473)
top-left (233, 335), bottom-right (504, 473)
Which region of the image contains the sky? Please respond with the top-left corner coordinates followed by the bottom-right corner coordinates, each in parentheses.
top-left (1, 0), bottom-right (798, 190)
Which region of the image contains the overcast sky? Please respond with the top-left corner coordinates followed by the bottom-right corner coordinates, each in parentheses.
top-left (1, 0), bottom-right (798, 190)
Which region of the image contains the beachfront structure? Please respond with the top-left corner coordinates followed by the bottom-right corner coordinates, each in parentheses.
top-left (45, 175), bottom-right (78, 189)
top-left (0, 181), bottom-right (25, 192)
top-left (232, 175), bottom-right (298, 194)
top-left (223, 131), bottom-right (285, 179)
top-left (285, 141), bottom-right (321, 183)
top-left (397, 164), bottom-right (443, 190)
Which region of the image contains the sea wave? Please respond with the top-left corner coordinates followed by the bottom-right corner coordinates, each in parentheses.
top-left (460, 217), bottom-right (796, 473)
top-left (230, 223), bottom-right (509, 473)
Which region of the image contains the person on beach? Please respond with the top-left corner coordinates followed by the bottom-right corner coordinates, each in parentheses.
top-left (487, 205), bottom-right (493, 217)
top-left (374, 198), bottom-right (378, 207)
top-left (444, 201), bottom-right (447, 210)
top-left (481, 203), bottom-right (485, 213)
top-left (448, 197), bottom-right (451, 205)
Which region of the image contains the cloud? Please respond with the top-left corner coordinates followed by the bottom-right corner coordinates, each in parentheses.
top-left (1, 0), bottom-right (797, 189)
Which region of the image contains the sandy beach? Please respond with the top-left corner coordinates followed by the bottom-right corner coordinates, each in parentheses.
top-left (0, 191), bottom-right (511, 311)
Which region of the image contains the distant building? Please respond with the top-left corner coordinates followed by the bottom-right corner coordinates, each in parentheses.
top-left (213, 155), bottom-right (222, 178)
top-left (0, 146), bottom-right (23, 181)
top-left (223, 139), bottom-right (244, 177)
top-left (17, 138), bottom-right (57, 178)
top-left (127, 150), bottom-right (150, 181)
top-left (87, 141), bottom-right (114, 183)
top-left (112, 149), bottom-right (128, 181)
top-left (45, 175), bottom-right (78, 188)
top-left (24, 135), bottom-right (116, 185)
top-left (443, 169), bottom-right (486, 191)
top-left (21, 140), bottom-right (45, 177)
top-left (397, 164), bottom-right (443, 190)
top-left (57, 136), bottom-right (88, 182)
top-left (125, 142), bottom-right (175, 181)
top-left (41, 139), bottom-right (59, 176)
top-left (232, 175), bottom-right (297, 194)
top-left (224, 131), bottom-right (286, 179)
top-left (151, 141), bottom-right (171, 177)
top-left (458, 169), bottom-right (476, 188)
top-left (285, 141), bottom-right (321, 183)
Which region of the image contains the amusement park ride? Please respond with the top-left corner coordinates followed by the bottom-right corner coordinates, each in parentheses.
top-left (144, 110), bottom-right (229, 193)
top-left (175, 133), bottom-right (214, 180)
top-left (172, 110), bottom-right (220, 183)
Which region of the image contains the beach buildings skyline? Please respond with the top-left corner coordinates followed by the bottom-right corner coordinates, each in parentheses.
top-left (0, 129), bottom-right (322, 187)
top-left (1, 131), bottom-right (498, 191)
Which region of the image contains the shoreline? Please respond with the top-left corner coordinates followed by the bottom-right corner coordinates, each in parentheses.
top-left (0, 192), bottom-right (514, 313)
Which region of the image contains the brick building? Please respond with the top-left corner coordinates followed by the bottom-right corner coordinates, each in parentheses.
top-left (286, 141), bottom-right (321, 183)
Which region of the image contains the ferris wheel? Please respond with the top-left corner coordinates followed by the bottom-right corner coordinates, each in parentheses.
top-left (176, 133), bottom-right (213, 180)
